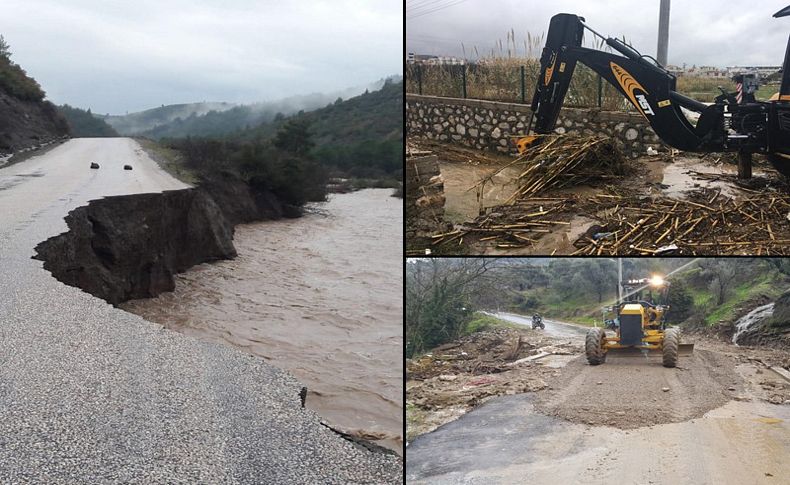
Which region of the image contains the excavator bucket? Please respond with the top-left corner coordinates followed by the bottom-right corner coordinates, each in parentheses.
top-left (515, 135), bottom-right (539, 154)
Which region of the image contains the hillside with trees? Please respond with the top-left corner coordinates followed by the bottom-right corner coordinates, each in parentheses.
top-left (58, 105), bottom-right (118, 137)
top-left (161, 119), bottom-right (328, 209)
top-left (0, 34), bottom-right (69, 153)
top-left (406, 258), bottom-right (790, 357)
top-left (238, 79), bottom-right (403, 185)
top-left (101, 102), bottom-right (236, 135)
top-left (108, 77), bottom-right (401, 139)
top-left (0, 36), bottom-right (44, 102)
top-left (157, 79), bottom-right (402, 188)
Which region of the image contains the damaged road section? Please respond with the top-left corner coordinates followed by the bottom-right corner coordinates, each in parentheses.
top-left (407, 326), bottom-right (790, 484)
top-left (34, 188), bottom-right (235, 304)
top-left (33, 171), bottom-right (294, 305)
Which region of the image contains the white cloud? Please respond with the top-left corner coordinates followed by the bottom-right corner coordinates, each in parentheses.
top-left (1, 0), bottom-right (402, 113)
top-left (406, 0), bottom-right (789, 67)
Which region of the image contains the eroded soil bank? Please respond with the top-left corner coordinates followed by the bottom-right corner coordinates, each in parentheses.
top-left (33, 172), bottom-right (294, 304)
top-left (121, 189), bottom-right (404, 455)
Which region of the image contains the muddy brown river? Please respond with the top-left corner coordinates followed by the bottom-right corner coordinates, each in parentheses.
top-left (122, 189), bottom-right (403, 454)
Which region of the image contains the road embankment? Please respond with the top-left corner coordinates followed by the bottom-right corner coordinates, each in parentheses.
top-left (33, 171), bottom-right (296, 305)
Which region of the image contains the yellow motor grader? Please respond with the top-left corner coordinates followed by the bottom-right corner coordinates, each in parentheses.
top-left (586, 275), bottom-right (693, 368)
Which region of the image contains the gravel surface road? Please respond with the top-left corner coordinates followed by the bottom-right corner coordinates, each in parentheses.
top-left (0, 138), bottom-right (402, 483)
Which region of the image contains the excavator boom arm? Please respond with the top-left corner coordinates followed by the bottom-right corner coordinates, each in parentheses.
top-left (531, 13), bottom-right (728, 152)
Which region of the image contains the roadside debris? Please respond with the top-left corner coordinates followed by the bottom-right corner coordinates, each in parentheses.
top-left (406, 327), bottom-right (581, 440)
top-left (433, 184), bottom-right (790, 255)
top-left (410, 133), bottom-right (790, 254)
top-left (571, 186), bottom-right (790, 255)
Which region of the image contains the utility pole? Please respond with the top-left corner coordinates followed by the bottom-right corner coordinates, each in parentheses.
top-left (657, 0), bottom-right (670, 66)
top-left (617, 258), bottom-right (623, 306)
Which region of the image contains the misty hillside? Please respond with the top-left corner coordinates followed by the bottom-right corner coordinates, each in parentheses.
top-left (243, 78), bottom-right (403, 145)
top-left (238, 79), bottom-right (403, 180)
top-left (159, 78), bottom-right (403, 192)
top-left (101, 102), bottom-right (236, 135)
top-left (0, 36), bottom-right (69, 153)
top-left (58, 105), bottom-right (118, 137)
top-left (130, 77), bottom-right (400, 139)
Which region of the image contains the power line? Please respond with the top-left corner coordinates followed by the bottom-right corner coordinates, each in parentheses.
top-left (407, 0), bottom-right (470, 20)
top-left (407, 0), bottom-right (444, 9)
top-left (407, 0), bottom-right (450, 13)
top-left (407, 0), bottom-right (458, 18)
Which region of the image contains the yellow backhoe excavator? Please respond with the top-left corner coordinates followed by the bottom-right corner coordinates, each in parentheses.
top-left (520, 6), bottom-right (790, 176)
top-left (586, 275), bottom-right (693, 368)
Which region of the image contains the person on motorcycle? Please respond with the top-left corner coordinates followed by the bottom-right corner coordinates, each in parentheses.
top-left (532, 313), bottom-right (544, 329)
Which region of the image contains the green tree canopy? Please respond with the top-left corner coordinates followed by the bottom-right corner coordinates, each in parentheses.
top-left (273, 119), bottom-right (314, 155)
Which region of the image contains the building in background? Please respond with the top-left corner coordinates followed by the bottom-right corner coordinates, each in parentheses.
top-left (406, 53), bottom-right (465, 65)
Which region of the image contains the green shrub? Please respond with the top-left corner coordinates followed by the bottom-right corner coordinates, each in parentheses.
top-left (0, 55), bottom-right (45, 101)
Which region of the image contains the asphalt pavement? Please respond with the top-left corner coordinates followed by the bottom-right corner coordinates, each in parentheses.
top-left (0, 138), bottom-right (401, 483)
top-left (491, 312), bottom-right (588, 340)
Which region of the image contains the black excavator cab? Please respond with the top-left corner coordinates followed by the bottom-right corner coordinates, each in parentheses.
top-left (528, 8), bottom-right (790, 176)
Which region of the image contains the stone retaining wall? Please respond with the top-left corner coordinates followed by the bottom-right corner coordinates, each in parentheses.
top-left (406, 153), bottom-right (450, 242)
top-left (406, 94), bottom-right (665, 158)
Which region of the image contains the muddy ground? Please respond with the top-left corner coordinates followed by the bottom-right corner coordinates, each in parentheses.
top-left (410, 138), bottom-right (790, 255)
top-left (406, 327), bottom-right (578, 440)
top-left (406, 323), bottom-right (790, 444)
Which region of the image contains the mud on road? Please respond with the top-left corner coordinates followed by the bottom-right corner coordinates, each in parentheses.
top-left (406, 327), bottom-right (580, 440)
top-left (533, 348), bottom-right (741, 428)
top-left (407, 325), bottom-right (790, 484)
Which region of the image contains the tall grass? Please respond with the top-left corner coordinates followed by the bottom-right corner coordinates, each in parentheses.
top-left (406, 30), bottom-right (776, 109)
top-left (406, 30), bottom-right (632, 110)
top-left (406, 58), bottom-right (632, 111)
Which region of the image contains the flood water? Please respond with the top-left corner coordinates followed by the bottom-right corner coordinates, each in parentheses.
top-left (121, 189), bottom-right (403, 454)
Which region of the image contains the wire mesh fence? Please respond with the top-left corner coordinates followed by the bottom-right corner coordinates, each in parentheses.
top-left (406, 61), bottom-right (634, 112)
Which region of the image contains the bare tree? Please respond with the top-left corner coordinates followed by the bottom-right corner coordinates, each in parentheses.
top-left (406, 258), bottom-right (501, 356)
top-left (699, 260), bottom-right (737, 305)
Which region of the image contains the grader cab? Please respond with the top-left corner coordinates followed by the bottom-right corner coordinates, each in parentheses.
top-left (586, 275), bottom-right (693, 368)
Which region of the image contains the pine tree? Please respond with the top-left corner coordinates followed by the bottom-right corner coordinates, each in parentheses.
top-left (0, 35), bottom-right (11, 59)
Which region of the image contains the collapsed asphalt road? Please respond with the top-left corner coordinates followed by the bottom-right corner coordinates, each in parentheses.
top-left (0, 138), bottom-right (401, 483)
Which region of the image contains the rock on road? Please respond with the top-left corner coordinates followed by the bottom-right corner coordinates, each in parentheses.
top-left (0, 138), bottom-right (401, 483)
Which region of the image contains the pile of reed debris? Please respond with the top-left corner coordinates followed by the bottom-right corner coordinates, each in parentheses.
top-left (430, 134), bottom-right (790, 255)
top-left (431, 197), bottom-right (575, 249)
top-left (571, 186), bottom-right (790, 255)
top-left (471, 134), bottom-right (628, 202)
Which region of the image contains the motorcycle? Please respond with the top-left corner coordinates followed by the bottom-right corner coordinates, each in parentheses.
top-left (532, 315), bottom-right (545, 330)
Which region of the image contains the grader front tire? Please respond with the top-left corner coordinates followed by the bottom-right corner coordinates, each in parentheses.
top-left (585, 327), bottom-right (606, 365)
top-left (662, 327), bottom-right (680, 368)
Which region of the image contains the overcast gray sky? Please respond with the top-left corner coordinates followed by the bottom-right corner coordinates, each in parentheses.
top-left (407, 0), bottom-right (789, 67)
top-left (1, 0), bottom-right (402, 114)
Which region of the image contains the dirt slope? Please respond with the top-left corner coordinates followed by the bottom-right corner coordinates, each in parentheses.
top-left (533, 349), bottom-right (740, 428)
top-left (0, 89), bottom-right (68, 153)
